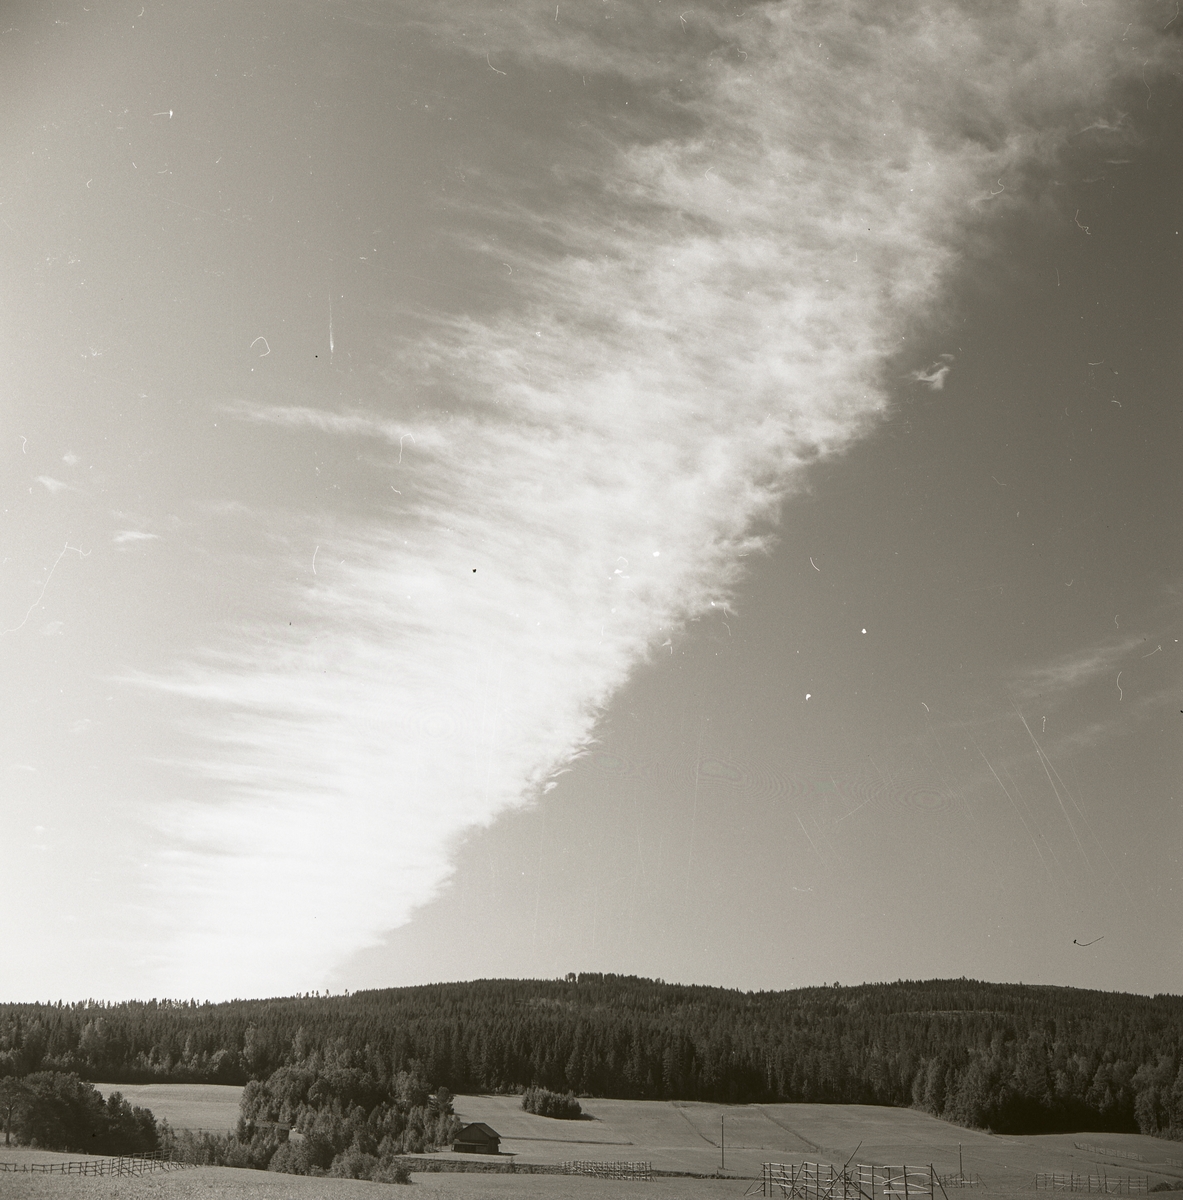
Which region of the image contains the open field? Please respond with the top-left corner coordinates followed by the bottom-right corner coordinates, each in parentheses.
top-left (450, 1095), bottom-right (1183, 1184)
top-left (0, 1161), bottom-right (1128, 1200)
top-left (91, 1082), bottom-right (244, 1133)
top-left (0, 1163), bottom-right (1018, 1200)
top-left (2, 1148), bottom-right (116, 1166)
top-left (21, 1088), bottom-right (1177, 1197)
top-left (3, 1150), bottom-right (1180, 1200)
top-left (0, 1162), bottom-right (414, 1199)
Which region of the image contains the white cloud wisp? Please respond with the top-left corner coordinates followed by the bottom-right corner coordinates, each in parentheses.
top-left (135, 1), bottom-right (1178, 997)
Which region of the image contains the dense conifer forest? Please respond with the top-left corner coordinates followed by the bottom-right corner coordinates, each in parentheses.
top-left (2, 977), bottom-right (1181, 1140)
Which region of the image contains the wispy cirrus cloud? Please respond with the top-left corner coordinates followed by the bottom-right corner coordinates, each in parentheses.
top-left (910, 355), bottom-right (955, 390)
top-left (35, 475), bottom-right (74, 494)
top-left (1007, 617), bottom-right (1179, 762)
top-left (1012, 634), bottom-right (1150, 702)
top-left (135, 1), bottom-right (1180, 997)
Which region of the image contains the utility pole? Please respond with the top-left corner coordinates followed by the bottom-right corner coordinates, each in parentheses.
top-left (959, 1144), bottom-right (963, 1180)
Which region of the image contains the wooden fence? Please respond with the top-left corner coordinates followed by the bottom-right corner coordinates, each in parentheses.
top-left (759, 1161), bottom-right (949, 1200)
top-left (1074, 1145), bottom-right (1146, 1163)
top-left (1075, 1146), bottom-right (1183, 1171)
top-left (562, 1160), bottom-right (653, 1181)
top-left (876, 1165), bottom-right (946, 1200)
top-left (0, 1149), bottom-right (195, 1176)
top-left (1035, 1174), bottom-right (1147, 1194)
top-left (761, 1161), bottom-right (869, 1200)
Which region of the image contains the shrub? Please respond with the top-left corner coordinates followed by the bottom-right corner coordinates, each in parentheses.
top-left (267, 1140), bottom-right (309, 1174)
top-left (373, 1158), bottom-right (413, 1184)
top-left (328, 1146), bottom-right (379, 1179)
top-left (521, 1085), bottom-right (582, 1119)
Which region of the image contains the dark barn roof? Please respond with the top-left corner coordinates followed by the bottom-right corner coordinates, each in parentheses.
top-left (453, 1121), bottom-right (502, 1155)
top-left (455, 1122), bottom-right (500, 1141)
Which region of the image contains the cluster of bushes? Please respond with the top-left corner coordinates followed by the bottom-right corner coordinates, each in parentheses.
top-left (156, 1036), bottom-right (457, 1182)
top-left (156, 1123), bottom-right (411, 1182)
top-left (910, 1042), bottom-right (1183, 1136)
top-left (0, 1072), bottom-right (157, 1154)
top-left (521, 1085), bottom-right (581, 1119)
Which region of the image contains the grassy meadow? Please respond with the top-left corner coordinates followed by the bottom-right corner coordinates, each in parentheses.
top-left (9, 1091), bottom-right (1180, 1200)
top-left (0, 1157), bottom-right (1024, 1200)
top-left (448, 1094), bottom-right (1183, 1184)
top-left (90, 1082), bottom-right (244, 1134)
top-left (0, 1159), bottom-right (1171, 1200)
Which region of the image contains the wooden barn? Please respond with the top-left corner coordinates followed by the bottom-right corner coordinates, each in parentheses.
top-left (453, 1122), bottom-right (501, 1155)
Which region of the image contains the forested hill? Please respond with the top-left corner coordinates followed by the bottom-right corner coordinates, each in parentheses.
top-left (2, 977), bottom-right (1181, 1138)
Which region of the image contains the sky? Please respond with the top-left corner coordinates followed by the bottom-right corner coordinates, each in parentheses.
top-left (2, 0), bottom-right (1180, 1004)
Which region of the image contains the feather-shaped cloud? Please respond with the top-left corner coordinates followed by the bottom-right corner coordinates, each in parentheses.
top-left (130, 0), bottom-right (1179, 998)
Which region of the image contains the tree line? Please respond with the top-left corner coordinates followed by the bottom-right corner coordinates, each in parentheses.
top-left (0, 1074), bottom-right (157, 1155)
top-left (2, 977), bottom-right (1181, 1139)
top-left (0, 1038), bottom-right (459, 1180)
top-left (156, 1040), bottom-right (459, 1180)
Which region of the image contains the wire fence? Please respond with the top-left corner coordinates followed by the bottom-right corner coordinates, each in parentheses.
top-left (562, 1160), bottom-right (653, 1181)
top-left (1035, 1173), bottom-right (1148, 1194)
top-left (0, 1149), bottom-right (196, 1176)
